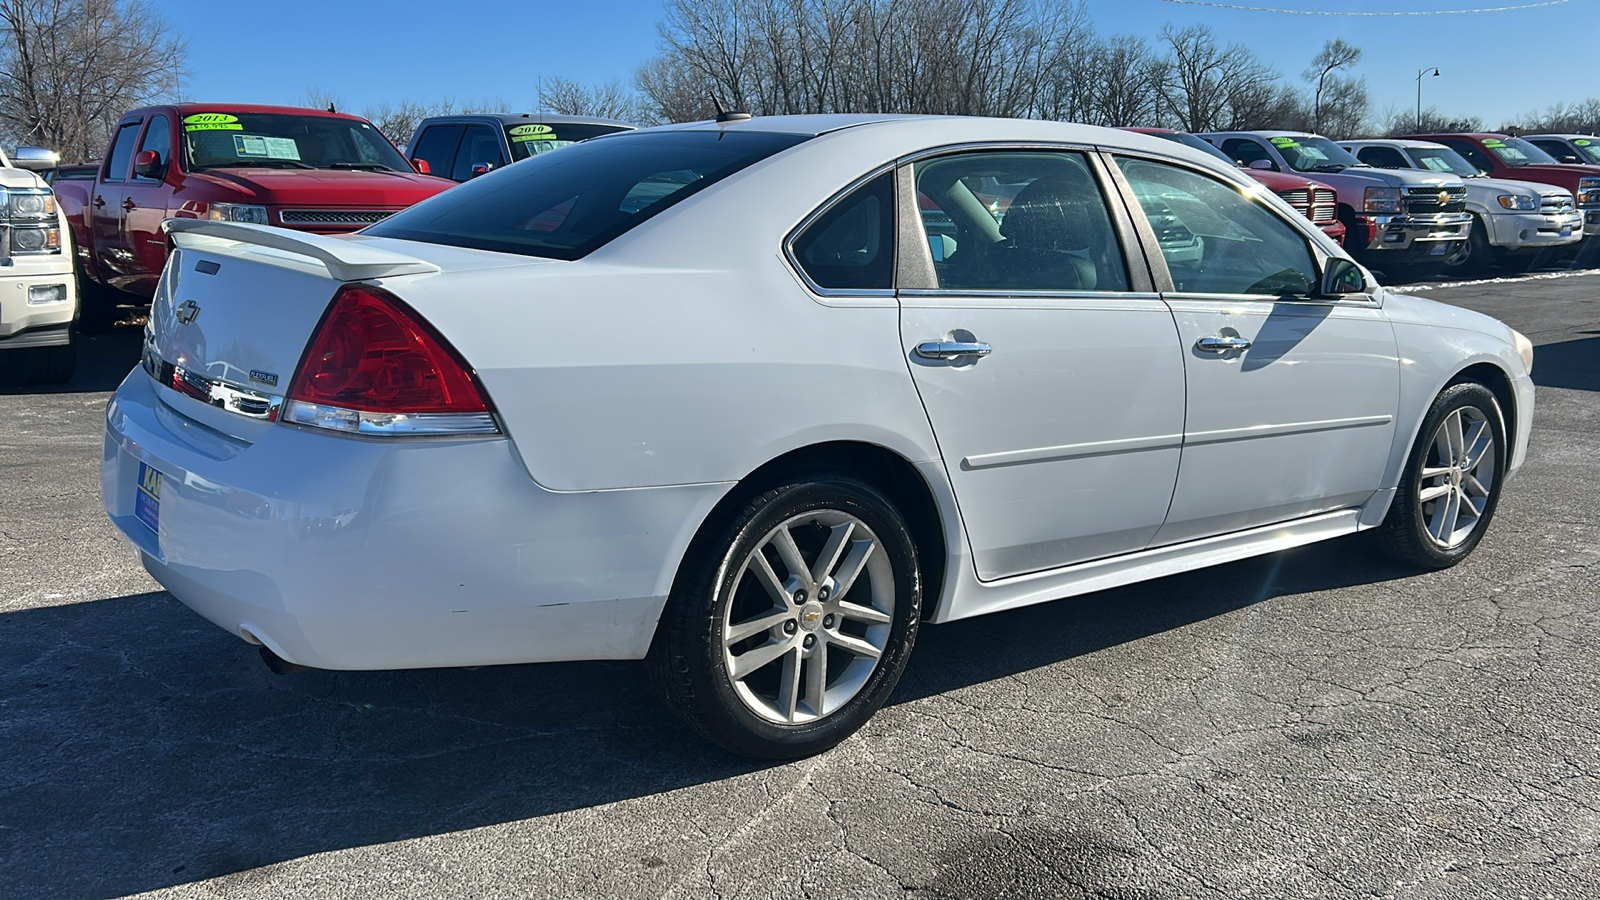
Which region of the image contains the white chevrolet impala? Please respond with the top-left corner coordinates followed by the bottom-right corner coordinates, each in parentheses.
top-left (103, 115), bottom-right (1535, 758)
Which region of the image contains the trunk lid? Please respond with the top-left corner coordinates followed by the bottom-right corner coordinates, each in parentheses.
top-left (144, 222), bottom-right (543, 440)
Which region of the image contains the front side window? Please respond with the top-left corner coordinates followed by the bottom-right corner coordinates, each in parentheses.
top-left (180, 112), bottom-right (411, 172)
top-left (1116, 156), bottom-right (1318, 298)
top-left (1355, 146), bottom-right (1409, 170)
top-left (911, 151), bottom-right (1130, 293)
top-left (103, 122), bottom-right (141, 182)
top-left (1221, 139), bottom-right (1274, 169)
top-left (367, 130), bottom-right (808, 260)
top-left (410, 124), bottom-right (463, 177)
top-left (790, 171), bottom-right (894, 290)
top-left (452, 124), bottom-right (506, 180)
top-left (134, 115), bottom-right (172, 182)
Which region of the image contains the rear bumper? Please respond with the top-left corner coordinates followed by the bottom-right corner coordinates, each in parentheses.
top-left (1486, 210), bottom-right (1585, 251)
top-left (1356, 212), bottom-right (1472, 252)
top-left (102, 369), bottom-right (728, 670)
top-left (0, 262), bottom-right (77, 344)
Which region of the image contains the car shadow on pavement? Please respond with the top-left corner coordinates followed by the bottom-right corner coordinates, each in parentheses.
top-left (0, 535), bottom-right (1416, 899)
top-left (0, 328), bottom-right (143, 395)
top-left (1530, 334), bottom-right (1599, 393)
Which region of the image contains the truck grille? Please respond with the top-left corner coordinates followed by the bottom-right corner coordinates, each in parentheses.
top-left (1310, 188), bottom-right (1337, 222)
top-left (1277, 189), bottom-right (1309, 209)
top-left (278, 209), bottom-right (397, 227)
top-left (1403, 186), bottom-right (1467, 215)
top-left (1540, 193), bottom-right (1576, 213)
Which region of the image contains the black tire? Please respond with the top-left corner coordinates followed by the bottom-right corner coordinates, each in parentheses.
top-left (1376, 383), bottom-right (1507, 569)
top-left (1441, 215), bottom-right (1489, 276)
top-left (75, 273), bottom-right (126, 334)
top-left (648, 473), bottom-right (922, 759)
top-left (15, 340), bottom-right (76, 384)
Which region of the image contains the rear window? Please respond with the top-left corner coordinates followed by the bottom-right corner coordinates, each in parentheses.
top-left (367, 130), bottom-right (808, 260)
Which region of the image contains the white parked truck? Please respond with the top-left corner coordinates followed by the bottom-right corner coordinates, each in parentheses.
top-left (1342, 138), bottom-right (1582, 274)
top-left (1200, 131), bottom-right (1473, 275)
top-left (0, 146), bottom-right (77, 383)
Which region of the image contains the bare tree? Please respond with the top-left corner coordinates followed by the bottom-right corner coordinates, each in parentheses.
top-left (1161, 24), bottom-right (1284, 133)
top-left (358, 97), bottom-right (506, 146)
top-left (1507, 99), bottom-right (1600, 135)
top-left (0, 0), bottom-right (187, 161)
top-left (1381, 106), bottom-right (1482, 137)
top-left (302, 85), bottom-right (341, 113)
top-left (538, 76), bottom-right (644, 120)
top-left (1301, 38), bottom-right (1366, 137)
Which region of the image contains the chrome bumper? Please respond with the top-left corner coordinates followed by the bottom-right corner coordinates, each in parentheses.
top-left (1487, 210), bottom-right (1586, 250)
top-left (1358, 212), bottom-right (1472, 252)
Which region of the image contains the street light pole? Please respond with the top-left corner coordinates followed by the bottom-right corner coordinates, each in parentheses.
top-left (1416, 67), bottom-right (1441, 131)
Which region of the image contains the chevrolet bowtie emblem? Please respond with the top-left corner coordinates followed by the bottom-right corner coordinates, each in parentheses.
top-left (175, 300), bottom-right (200, 325)
top-left (1437, 192), bottom-right (1450, 207)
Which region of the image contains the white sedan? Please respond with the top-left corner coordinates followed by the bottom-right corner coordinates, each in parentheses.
top-left (103, 115), bottom-right (1535, 759)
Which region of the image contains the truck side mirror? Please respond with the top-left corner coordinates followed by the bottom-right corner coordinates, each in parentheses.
top-left (133, 149), bottom-right (164, 180)
top-left (411, 158), bottom-right (431, 175)
top-left (469, 162), bottom-right (494, 178)
top-left (12, 146), bottom-right (59, 172)
top-left (1321, 258), bottom-right (1367, 296)
top-left (1247, 159), bottom-right (1277, 172)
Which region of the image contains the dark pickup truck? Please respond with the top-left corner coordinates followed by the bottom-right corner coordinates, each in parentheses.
top-left (53, 103), bottom-right (454, 329)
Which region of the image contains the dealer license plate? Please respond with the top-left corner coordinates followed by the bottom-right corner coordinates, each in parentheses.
top-left (1561, 224), bottom-right (1573, 237)
top-left (135, 461), bottom-right (163, 534)
top-left (1430, 243), bottom-right (1448, 256)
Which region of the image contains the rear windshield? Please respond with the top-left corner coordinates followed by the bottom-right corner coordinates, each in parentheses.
top-left (505, 122), bottom-right (630, 161)
top-left (367, 130), bottom-right (808, 260)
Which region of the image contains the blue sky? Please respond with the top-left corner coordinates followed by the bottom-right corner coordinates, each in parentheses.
top-left (169, 0), bottom-right (1597, 128)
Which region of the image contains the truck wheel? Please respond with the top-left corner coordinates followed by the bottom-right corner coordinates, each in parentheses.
top-left (1441, 216), bottom-right (1488, 276)
top-left (12, 339), bottom-right (76, 385)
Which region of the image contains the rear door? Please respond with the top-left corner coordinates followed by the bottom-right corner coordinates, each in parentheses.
top-left (1111, 154), bottom-right (1400, 546)
top-left (121, 113), bottom-right (174, 293)
top-left (93, 119), bottom-right (141, 286)
top-left (896, 148), bottom-right (1186, 581)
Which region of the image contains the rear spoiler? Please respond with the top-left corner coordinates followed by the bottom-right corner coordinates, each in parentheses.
top-left (163, 219), bottom-right (441, 282)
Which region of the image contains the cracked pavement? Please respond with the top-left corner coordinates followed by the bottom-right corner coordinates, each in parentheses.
top-left (1, 274), bottom-right (1597, 899)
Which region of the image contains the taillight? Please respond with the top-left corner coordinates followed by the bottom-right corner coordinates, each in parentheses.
top-left (282, 284), bottom-right (499, 437)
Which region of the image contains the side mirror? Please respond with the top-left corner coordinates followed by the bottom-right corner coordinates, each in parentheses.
top-left (12, 145), bottom-right (59, 172)
top-left (469, 162), bottom-right (494, 178)
top-left (411, 157), bottom-right (431, 175)
top-left (1321, 258), bottom-right (1367, 296)
top-left (133, 149), bottom-right (164, 180)
top-left (1247, 159), bottom-right (1276, 171)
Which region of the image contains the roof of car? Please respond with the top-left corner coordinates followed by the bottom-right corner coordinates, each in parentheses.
top-left (161, 103), bottom-right (371, 122)
top-left (1406, 133), bottom-right (1511, 141)
top-left (1343, 138), bottom-right (1450, 150)
top-left (1523, 133), bottom-right (1599, 140)
top-left (1202, 130), bottom-right (1326, 139)
top-left (420, 112), bottom-right (636, 129)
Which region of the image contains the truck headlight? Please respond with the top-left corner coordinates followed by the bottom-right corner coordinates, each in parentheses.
top-left (1364, 186), bottom-right (1403, 214)
top-left (6, 191), bottom-right (55, 218)
top-left (1578, 178), bottom-right (1600, 207)
top-left (8, 225), bottom-right (60, 254)
top-left (1497, 194), bottom-right (1538, 211)
top-left (206, 202), bottom-right (270, 224)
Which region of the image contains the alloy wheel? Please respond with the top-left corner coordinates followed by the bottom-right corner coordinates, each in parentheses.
top-left (1418, 405), bottom-right (1498, 549)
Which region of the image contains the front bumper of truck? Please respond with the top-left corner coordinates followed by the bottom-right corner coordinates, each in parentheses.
top-left (1354, 211), bottom-right (1473, 253)
top-left (0, 256), bottom-right (78, 349)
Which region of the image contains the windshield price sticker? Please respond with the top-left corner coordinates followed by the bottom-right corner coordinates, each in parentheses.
top-left (1575, 139), bottom-right (1592, 146)
top-left (1270, 136), bottom-right (1299, 147)
top-left (510, 124), bottom-right (558, 143)
top-left (232, 134), bottom-right (302, 160)
top-left (183, 113), bottom-right (242, 132)
top-left (1483, 138), bottom-right (1506, 147)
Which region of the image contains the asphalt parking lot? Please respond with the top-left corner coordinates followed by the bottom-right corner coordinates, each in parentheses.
top-left (2, 273), bottom-right (1597, 899)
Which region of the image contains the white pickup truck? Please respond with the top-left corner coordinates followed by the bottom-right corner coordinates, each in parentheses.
top-left (0, 146), bottom-right (77, 383)
top-left (1200, 131), bottom-right (1473, 275)
top-left (1342, 138), bottom-right (1582, 274)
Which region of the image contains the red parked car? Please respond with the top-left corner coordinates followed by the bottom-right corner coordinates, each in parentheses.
top-left (1405, 132), bottom-right (1600, 242)
top-left (1121, 128), bottom-right (1347, 246)
top-left (53, 104), bottom-right (455, 329)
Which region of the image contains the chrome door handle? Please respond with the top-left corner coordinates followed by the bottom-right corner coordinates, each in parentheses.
top-left (1195, 336), bottom-right (1252, 354)
top-left (915, 340), bottom-right (992, 360)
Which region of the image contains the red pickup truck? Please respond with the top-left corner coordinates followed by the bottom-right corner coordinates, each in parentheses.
top-left (54, 103), bottom-right (454, 329)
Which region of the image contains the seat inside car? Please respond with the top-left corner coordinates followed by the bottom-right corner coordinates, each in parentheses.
top-left (995, 171), bottom-right (1113, 291)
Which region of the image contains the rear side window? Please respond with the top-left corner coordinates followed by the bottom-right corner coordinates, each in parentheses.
top-left (368, 130), bottom-right (809, 260)
top-left (790, 171), bottom-right (894, 290)
top-left (103, 121), bottom-right (141, 182)
top-left (410, 124), bottom-right (464, 178)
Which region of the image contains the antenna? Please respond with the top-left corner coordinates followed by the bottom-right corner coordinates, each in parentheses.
top-left (709, 93), bottom-right (751, 123)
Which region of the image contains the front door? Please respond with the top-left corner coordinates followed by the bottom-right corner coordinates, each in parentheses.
top-left (898, 149), bottom-right (1186, 581)
top-left (120, 113), bottom-right (174, 294)
top-left (1113, 155), bottom-right (1401, 546)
